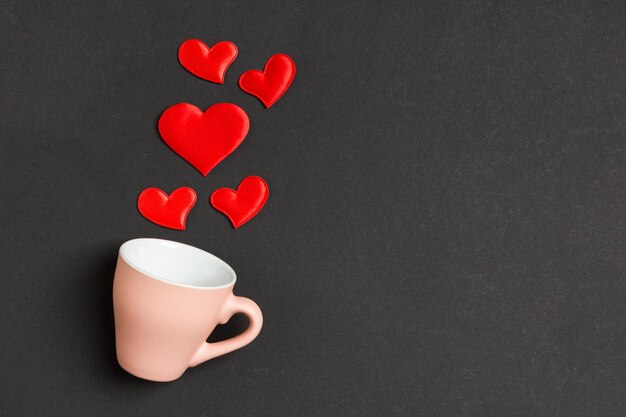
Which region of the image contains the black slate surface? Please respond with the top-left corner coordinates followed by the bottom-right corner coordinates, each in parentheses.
top-left (0, 1), bottom-right (624, 416)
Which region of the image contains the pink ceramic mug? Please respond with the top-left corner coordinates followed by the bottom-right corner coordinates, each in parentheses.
top-left (113, 238), bottom-right (263, 382)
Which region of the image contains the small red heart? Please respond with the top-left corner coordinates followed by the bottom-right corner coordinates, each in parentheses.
top-left (210, 176), bottom-right (269, 228)
top-left (138, 187), bottom-right (197, 230)
top-left (178, 39), bottom-right (238, 84)
top-left (158, 102), bottom-right (250, 176)
top-left (239, 53), bottom-right (296, 108)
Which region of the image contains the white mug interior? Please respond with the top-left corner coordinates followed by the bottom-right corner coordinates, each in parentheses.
top-left (119, 238), bottom-right (236, 289)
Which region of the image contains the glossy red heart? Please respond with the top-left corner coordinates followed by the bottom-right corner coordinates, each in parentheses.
top-left (178, 39), bottom-right (238, 84)
top-left (210, 176), bottom-right (269, 228)
top-left (137, 187), bottom-right (197, 230)
top-left (239, 53), bottom-right (296, 108)
top-left (158, 103), bottom-right (249, 176)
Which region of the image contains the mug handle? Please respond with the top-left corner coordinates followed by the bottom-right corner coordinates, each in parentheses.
top-left (189, 294), bottom-right (263, 367)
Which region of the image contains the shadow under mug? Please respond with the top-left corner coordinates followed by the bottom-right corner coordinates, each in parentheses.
top-left (113, 238), bottom-right (263, 382)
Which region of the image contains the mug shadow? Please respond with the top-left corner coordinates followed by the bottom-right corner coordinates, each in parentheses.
top-left (87, 243), bottom-right (147, 385)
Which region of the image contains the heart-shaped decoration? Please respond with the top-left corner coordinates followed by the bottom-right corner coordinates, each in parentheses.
top-left (158, 103), bottom-right (250, 176)
top-left (210, 176), bottom-right (269, 228)
top-left (239, 53), bottom-right (296, 108)
top-left (137, 187), bottom-right (197, 230)
top-left (178, 39), bottom-right (238, 84)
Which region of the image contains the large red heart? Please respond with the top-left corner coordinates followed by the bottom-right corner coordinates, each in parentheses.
top-left (178, 39), bottom-right (238, 84)
top-left (158, 103), bottom-right (249, 176)
top-left (210, 176), bottom-right (269, 228)
top-left (239, 53), bottom-right (296, 108)
top-left (137, 187), bottom-right (197, 230)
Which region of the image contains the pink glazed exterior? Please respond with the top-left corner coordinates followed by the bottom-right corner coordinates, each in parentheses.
top-left (113, 256), bottom-right (262, 382)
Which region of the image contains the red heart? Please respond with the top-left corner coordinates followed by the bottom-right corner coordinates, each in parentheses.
top-left (239, 53), bottom-right (296, 108)
top-left (158, 103), bottom-right (249, 176)
top-left (137, 187), bottom-right (197, 230)
top-left (178, 39), bottom-right (238, 84)
top-left (210, 176), bottom-right (269, 228)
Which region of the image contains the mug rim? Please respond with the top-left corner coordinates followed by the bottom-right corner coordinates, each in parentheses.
top-left (119, 238), bottom-right (237, 290)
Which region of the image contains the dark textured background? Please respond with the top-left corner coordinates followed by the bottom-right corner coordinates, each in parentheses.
top-left (0, 1), bottom-right (624, 416)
